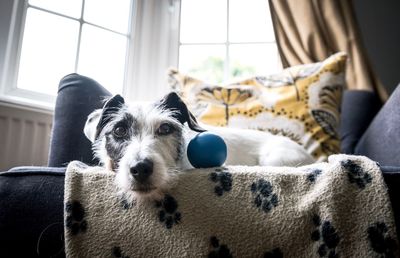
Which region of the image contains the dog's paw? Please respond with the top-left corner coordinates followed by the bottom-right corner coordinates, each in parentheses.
top-left (250, 179), bottom-right (279, 213)
top-left (209, 167), bottom-right (232, 196)
top-left (208, 236), bottom-right (233, 258)
top-left (65, 200), bottom-right (88, 235)
top-left (311, 214), bottom-right (340, 258)
top-left (155, 194), bottom-right (181, 229)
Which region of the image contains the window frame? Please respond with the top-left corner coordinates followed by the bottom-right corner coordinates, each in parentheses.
top-left (178, 0), bottom-right (280, 83)
top-left (0, 0), bottom-right (278, 112)
top-left (0, 0), bottom-right (143, 112)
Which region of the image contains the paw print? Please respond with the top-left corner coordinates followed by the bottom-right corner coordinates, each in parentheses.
top-left (368, 222), bottom-right (397, 258)
top-left (311, 214), bottom-right (340, 258)
top-left (208, 236), bottom-right (232, 258)
top-left (341, 159), bottom-right (372, 189)
top-left (209, 167), bottom-right (232, 196)
top-left (264, 248), bottom-right (283, 258)
top-left (307, 168), bottom-right (322, 183)
top-left (112, 246), bottom-right (130, 258)
top-left (155, 194), bottom-right (181, 229)
top-left (65, 200), bottom-right (88, 235)
top-left (250, 179), bottom-right (279, 213)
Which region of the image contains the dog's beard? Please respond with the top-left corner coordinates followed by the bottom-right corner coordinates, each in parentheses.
top-left (114, 152), bottom-right (180, 203)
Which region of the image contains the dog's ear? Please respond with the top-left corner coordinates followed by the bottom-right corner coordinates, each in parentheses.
top-left (84, 109), bottom-right (102, 142)
top-left (94, 94), bottom-right (125, 139)
top-left (158, 92), bottom-right (205, 132)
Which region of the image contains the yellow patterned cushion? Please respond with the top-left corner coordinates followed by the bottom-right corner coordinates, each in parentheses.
top-left (168, 52), bottom-right (347, 161)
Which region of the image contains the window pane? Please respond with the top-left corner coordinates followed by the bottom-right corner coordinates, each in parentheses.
top-left (78, 24), bottom-right (127, 94)
top-left (17, 8), bottom-right (79, 95)
top-left (29, 0), bottom-right (82, 18)
top-left (229, 0), bottom-right (275, 42)
top-left (179, 45), bottom-right (226, 83)
top-left (229, 44), bottom-right (281, 78)
top-left (180, 0), bottom-right (227, 43)
top-left (84, 0), bottom-right (131, 34)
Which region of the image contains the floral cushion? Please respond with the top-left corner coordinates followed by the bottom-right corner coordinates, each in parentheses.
top-left (168, 52), bottom-right (347, 161)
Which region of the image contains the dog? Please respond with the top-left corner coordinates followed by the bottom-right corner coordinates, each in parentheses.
top-left (84, 92), bottom-right (315, 201)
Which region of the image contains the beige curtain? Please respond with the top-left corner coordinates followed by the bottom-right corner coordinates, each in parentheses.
top-left (269, 0), bottom-right (388, 101)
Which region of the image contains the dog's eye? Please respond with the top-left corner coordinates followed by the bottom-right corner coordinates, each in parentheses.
top-left (113, 126), bottom-right (127, 138)
top-left (157, 123), bottom-right (174, 135)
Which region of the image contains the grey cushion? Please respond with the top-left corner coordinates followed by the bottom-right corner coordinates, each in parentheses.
top-left (48, 73), bottom-right (111, 167)
top-left (355, 83), bottom-right (400, 166)
top-left (340, 90), bottom-right (381, 154)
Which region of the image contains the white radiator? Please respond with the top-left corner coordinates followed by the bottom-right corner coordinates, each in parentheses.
top-left (0, 104), bottom-right (53, 171)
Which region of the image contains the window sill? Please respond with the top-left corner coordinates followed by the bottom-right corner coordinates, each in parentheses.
top-left (0, 95), bottom-right (54, 114)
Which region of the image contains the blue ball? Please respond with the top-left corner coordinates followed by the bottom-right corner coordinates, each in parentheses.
top-left (187, 132), bottom-right (227, 168)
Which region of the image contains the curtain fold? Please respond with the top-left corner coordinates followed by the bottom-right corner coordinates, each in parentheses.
top-left (269, 0), bottom-right (388, 101)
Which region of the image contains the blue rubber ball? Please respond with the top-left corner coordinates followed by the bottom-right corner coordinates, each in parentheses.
top-left (187, 132), bottom-right (227, 168)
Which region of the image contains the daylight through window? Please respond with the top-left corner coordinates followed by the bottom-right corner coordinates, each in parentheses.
top-left (178, 0), bottom-right (281, 83)
top-left (17, 0), bottom-right (132, 96)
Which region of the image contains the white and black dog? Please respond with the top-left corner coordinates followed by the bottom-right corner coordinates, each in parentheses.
top-left (84, 92), bottom-right (315, 200)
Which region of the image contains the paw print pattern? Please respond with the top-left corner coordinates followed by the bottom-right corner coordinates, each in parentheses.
top-left (341, 159), bottom-right (372, 189)
top-left (65, 200), bottom-right (88, 235)
top-left (368, 222), bottom-right (397, 258)
top-left (264, 248), bottom-right (283, 258)
top-left (112, 246), bottom-right (130, 258)
top-left (209, 167), bottom-right (232, 196)
top-left (155, 194), bottom-right (181, 229)
top-left (208, 236), bottom-right (233, 258)
top-left (250, 179), bottom-right (279, 213)
top-left (307, 169), bottom-right (322, 183)
top-left (311, 214), bottom-right (340, 258)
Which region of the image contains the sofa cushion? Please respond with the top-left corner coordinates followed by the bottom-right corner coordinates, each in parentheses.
top-left (355, 83), bottom-right (400, 166)
top-left (48, 73), bottom-right (112, 167)
top-left (169, 52), bottom-right (347, 161)
top-left (339, 90), bottom-right (381, 154)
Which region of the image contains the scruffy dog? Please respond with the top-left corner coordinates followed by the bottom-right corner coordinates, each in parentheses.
top-left (84, 92), bottom-right (314, 200)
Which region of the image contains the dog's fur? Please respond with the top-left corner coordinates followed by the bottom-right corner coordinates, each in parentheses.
top-left (84, 92), bottom-right (315, 201)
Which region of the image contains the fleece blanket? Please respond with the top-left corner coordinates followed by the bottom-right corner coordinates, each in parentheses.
top-left (64, 155), bottom-right (398, 258)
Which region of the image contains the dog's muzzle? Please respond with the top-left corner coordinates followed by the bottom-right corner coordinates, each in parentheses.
top-left (130, 159), bottom-right (153, 184)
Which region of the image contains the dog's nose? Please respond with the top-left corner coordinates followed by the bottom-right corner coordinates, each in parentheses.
top-left (130, 159), bottom-right (153, 183)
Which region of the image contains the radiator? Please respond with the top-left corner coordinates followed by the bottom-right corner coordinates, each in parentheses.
top-left (0, 104), bottom-right (53, 171)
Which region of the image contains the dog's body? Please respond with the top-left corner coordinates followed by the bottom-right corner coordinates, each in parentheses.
top-left (182, 125), bottom-right (314, 168)
top-left (84, 93), bottom-right (315, 200)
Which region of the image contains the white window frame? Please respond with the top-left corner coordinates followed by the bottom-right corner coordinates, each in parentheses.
top-left (178, 0), bottom-right (279, 82)
top-left (0, 0), bottom-right (181, 112)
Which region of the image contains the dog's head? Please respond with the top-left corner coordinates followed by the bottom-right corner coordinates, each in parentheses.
top-left (84, 92), bottom-right (204, 200)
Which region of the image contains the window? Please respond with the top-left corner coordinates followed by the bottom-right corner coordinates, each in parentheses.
top-left (178, 0), bottom-right (281, 83)
top-left (0, 0), bottom-right (279, 110)
top-left (1, 0), bottom-right (133, 109)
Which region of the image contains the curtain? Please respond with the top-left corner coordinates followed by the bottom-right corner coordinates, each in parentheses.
top-left (269, 0), bottom-right (388, 101)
